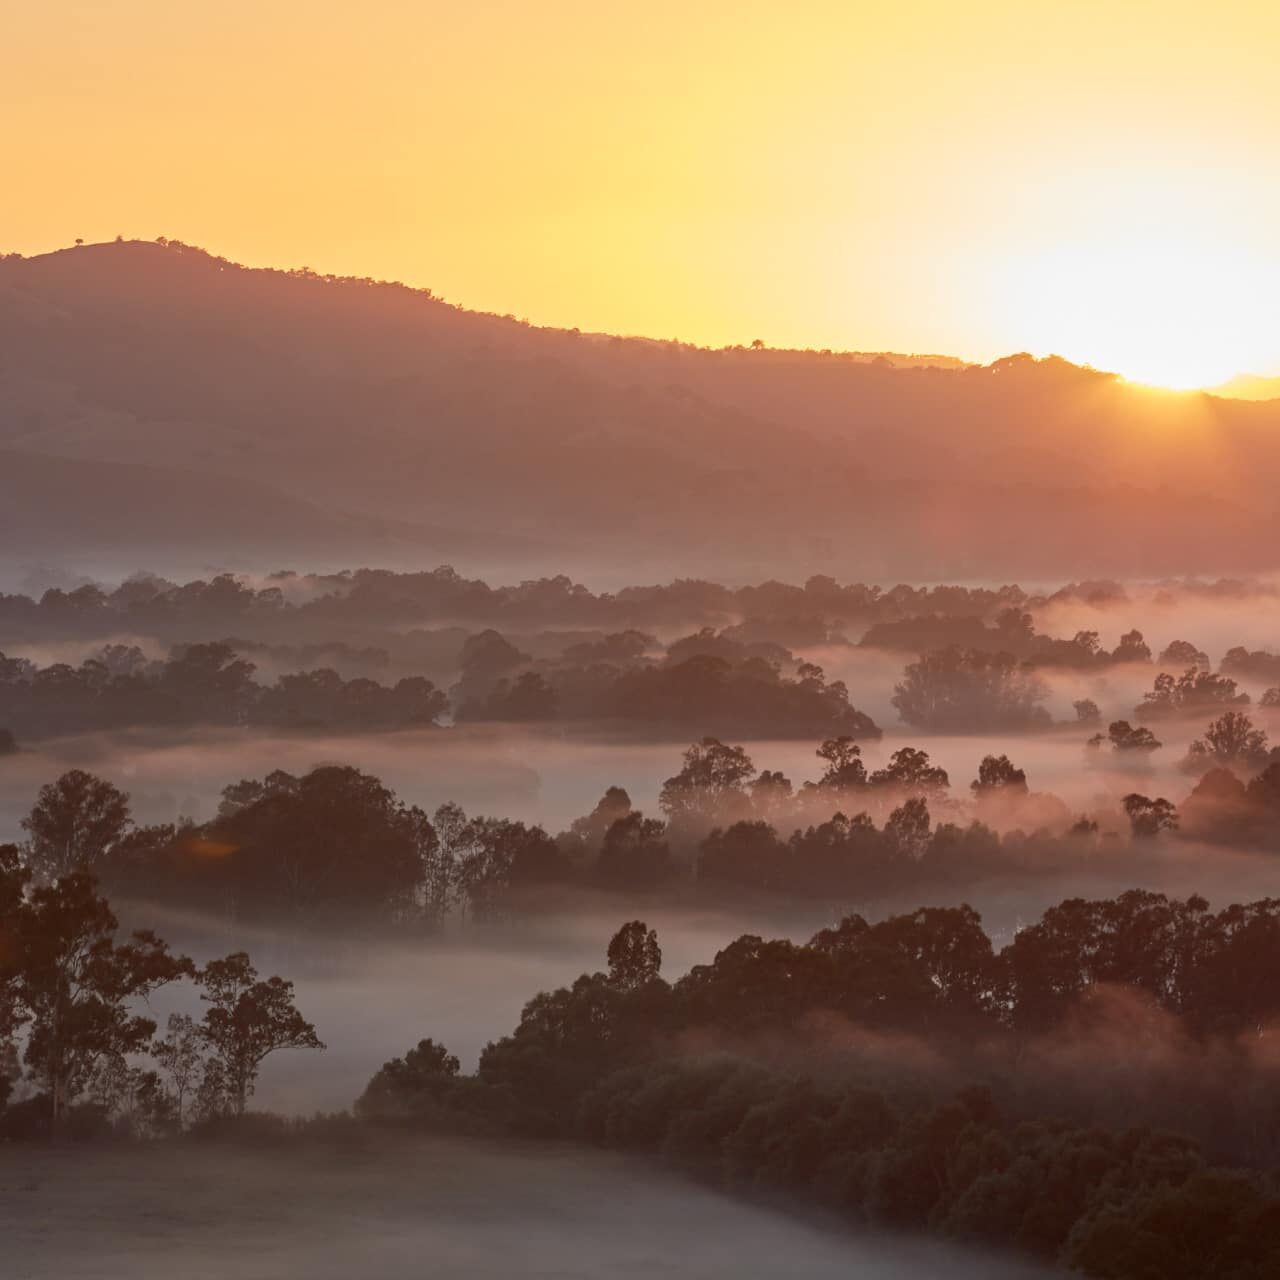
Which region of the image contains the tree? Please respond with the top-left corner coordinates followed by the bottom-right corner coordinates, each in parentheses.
top-left (1184, 711), bottom-right (1270, 772)
top-left (0, 845), bottom-right (31, 1109)
top-left (1260, 687), bottom-right (1280, 709)
top-left (1123, 794), bottom-right (1178, 839)
top-left (1158, 640), bottom-right (1209, 670)
top-left (568, 787), bottom-right (633, 856)
top-left (160, 642), bottom-right (257, 722)
top-left (659, 738), bottom-right (755, 828)
top-left (699, 821), bottom-right (788, 892)
top-left (211, 765), bottom-right (421, 915)
top-left (1112, 630), bottom-right (1152, 663)
top-left (971, 754), bottom-right (1028, 796)
top-left (813, 736), bottom-right (867, 791)
top-left (10, 873), bottom-right (189, 1135)
top-left (1073, 699), bottom-right (1101, 725)
top-left (356, 1038), bottom-right (461, 1119)
top-left (749, 770), bottom-right (793, 817)
top-left (197, 952), bottom-right (323, 1115)
top-left (598, 813), bottom-right (671, 890)
top-left (461, 670), bottom-right (559, 721)
top-left (891, 648), bottom-right (1050, 731)
top-left (885, 797), bottom-right (931, 858)
top-left (1138, 668), bottom-right (1249, 720)
top-left (22, 770), bottom-right (131, 882)
top-left (0, 728), bottom-right (17, 756)
top-left (150, 1012), bottom-right (205, 1126)
top-left (607, 921), bottom-right (662, 990)
top-left (869, 747), bottom-right (950, 794)
top-left (1093, 720), bottom-right (1161, 754)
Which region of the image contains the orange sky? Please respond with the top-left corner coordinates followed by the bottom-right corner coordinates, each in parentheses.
top-left (6, 2), bottom-right (1280, 386)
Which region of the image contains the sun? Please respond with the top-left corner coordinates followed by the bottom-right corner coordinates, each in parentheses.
top-left (1000, 239), bottom-right (1280, 390)
top-left (987, 171), bottom-right (1280, 390)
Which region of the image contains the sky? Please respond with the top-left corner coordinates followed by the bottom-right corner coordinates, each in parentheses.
top-left (5, 1), bottom-right (1280, 388)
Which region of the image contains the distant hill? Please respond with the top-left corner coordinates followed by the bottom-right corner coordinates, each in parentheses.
top-left (1, 238), bottom-right (1277, 580)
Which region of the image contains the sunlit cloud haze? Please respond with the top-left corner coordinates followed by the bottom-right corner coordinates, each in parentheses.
top-left (6, 1), bottom-right (1280, 386)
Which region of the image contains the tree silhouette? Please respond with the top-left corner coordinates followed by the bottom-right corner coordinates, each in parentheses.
top-left (1123, 793), bottom-right (1178, 839)
top-left (607, 921), bottom-right (662, 990)
top-left (892, 647), bottom-right (1049, 731)
top-left (971, 754), bottom-right (1028, 795)
top-left (659, 738), bottom-right (755, 827)
top-left (22, 770), bottom-right (131, 882)
top-left (598, 813), bottom-right (671, 890)
top-left (813, 736), bottom-right (867, 791)
top-left (197, 952), bottom-right (322, 1115)
top-left (1184, 711), bottom-right (1270, 772)
top-left (10, 873), bottom-right (189, 1135)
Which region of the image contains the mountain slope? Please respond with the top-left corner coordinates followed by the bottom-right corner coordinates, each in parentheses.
top-left (1, 239), bottom-right (1277, 580)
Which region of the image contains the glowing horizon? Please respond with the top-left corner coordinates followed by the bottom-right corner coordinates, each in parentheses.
top-left (7, 2), bottom-right (1280, 390)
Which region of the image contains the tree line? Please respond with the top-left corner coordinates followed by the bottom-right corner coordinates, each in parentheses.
top-left (359, 897), bottom-right (1280, 1280)
top-left (0, 629), bottom-right (878, 740)
top-left (8, 730), bottom-right (1277, 925)
top-left (7, 625), bottom-right (1278, 744)
top-left (4, 567), bottom-right (1273, 666)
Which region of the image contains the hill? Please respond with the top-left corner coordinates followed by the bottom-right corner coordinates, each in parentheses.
top-left (1, 239), bottom-right (1277, 581)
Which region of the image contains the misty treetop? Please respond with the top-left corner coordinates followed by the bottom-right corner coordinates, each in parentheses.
top-left (7, 719), bottom-right (1278, 926)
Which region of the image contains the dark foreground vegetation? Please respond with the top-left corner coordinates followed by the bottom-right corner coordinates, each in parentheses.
top-left (3, 807), bottom-right (1278, 1276)
top-left (0, 847), bottom-right (321, 1140)
top-left (359, 907), bottom-right (1280, 1279)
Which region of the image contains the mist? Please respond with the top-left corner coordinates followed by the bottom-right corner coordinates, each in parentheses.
top-left (0, 1139), bottom-right (1050, 1279)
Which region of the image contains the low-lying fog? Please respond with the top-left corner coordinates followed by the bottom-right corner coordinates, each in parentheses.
top-left (1, 1138), bottom-right (1050, 1280)
top-left (131, 830), bottom-right (1276, 1120)
top-left (5, 715), bottom-right (1279, 1124)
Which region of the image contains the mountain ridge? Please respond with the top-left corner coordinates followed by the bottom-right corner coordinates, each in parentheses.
top-left (2, 239), bottom-right (1278, 581)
